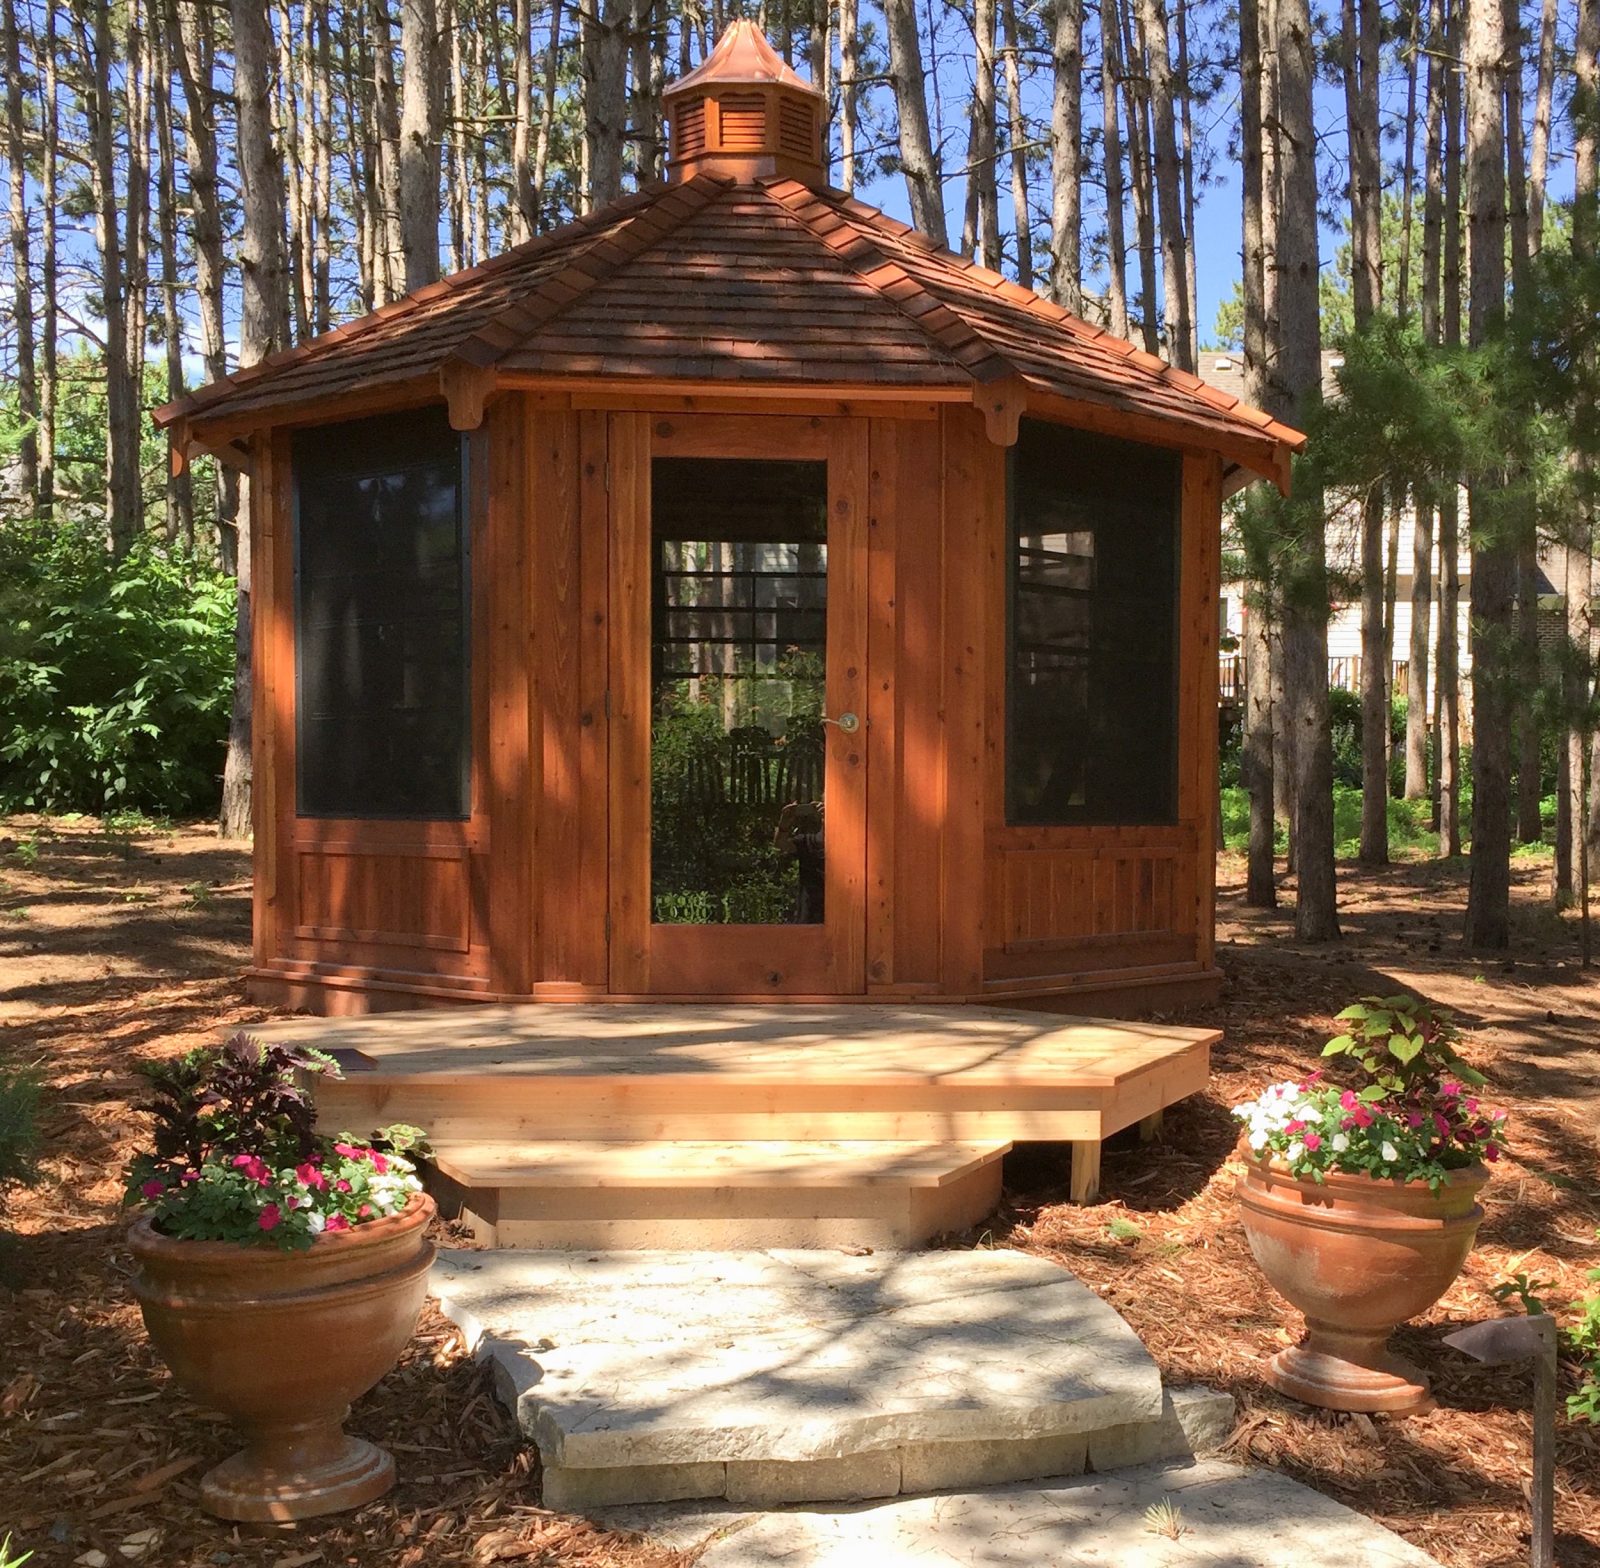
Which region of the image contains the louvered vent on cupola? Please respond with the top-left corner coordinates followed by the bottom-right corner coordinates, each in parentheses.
top-left (662, 21), bottom-right (827, 187)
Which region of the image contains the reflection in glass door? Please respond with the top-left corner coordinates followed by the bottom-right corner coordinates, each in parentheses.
top-left (650, 457), bottom-right (829, 926)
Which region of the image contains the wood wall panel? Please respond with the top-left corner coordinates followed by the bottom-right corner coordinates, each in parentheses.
top-left (295, 844), bottom-right (473, 952)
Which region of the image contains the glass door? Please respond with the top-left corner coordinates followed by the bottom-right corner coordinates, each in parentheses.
top-left (608, 415), bottom-right (867, 996)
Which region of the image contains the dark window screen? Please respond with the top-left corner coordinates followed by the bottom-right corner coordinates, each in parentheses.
top-left (294, 407), bottom-right (469, 819)
top-left (1006, 419), bottom-right (1180, 826)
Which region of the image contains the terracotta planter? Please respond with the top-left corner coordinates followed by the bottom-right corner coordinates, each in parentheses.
top-left (129, 1192), bottom-right (435, 1522)
top-left (1237, 1155), bottom-right (1487, 1414)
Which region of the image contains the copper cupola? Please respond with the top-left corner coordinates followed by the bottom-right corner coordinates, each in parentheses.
top-left (663, 21), bottom-right (828, 186)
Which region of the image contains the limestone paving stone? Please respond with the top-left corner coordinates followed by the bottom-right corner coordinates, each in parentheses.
top-left (433, 1246), bottom-right (1163, 1482)
top-left (608, 1459), bottom-right (1447, 1568)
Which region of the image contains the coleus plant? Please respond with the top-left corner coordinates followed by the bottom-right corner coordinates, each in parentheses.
top-left (125, 1032), bottom-right (426, 1250)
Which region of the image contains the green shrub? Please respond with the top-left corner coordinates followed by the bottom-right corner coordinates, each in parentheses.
top-left (0, 520), bottom-right (235, 816)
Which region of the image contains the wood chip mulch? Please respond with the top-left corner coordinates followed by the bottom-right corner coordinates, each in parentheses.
top-left (2, 819), bottom-right (1599, 1567)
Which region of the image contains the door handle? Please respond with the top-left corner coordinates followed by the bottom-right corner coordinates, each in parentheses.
top-left (822, 712), bottom-right (861, 734)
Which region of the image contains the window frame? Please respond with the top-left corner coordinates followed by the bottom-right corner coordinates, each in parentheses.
top-left (1003, 417), bottom-right (1183, 829)
top-left (291, 406), bottom-right (473, 823)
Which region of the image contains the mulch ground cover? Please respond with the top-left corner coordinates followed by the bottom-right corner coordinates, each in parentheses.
top-left (2, 815), bottom-right (1598, 1567)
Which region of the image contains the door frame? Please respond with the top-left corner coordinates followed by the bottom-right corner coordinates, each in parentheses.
top-left (606, 411), bottom-right (869, 997)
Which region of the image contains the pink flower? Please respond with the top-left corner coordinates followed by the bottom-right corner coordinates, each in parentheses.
top-left (1339, 1090), bottom-right (1359, 1112)
top-left (258, 1204), bottom-right (282, 1231)
top-left (231, 1153), bottom-right (270, 1184)
top-left (1484, 1142), bottom-right (1501, 1163)
top-left (1405, 1111), bottom-right (1424, 1129)
top-left (182, 1168), bottom-right (199, 1184)
top-left (324, 1214), bottom-right (350, 1232)
top-left (141, 1178), bottom-right (165, 1200)
top-left (369, 1153), bottom-right (388, 1174)
top-left (333, 1142), bottom-right (359, 1159)
top-left (1302, 1132), bottom-right (1322, 1152)
top-left (1441, 1082), bottom-right (1461, 1098)
top-left (1433, 1112), bottom-right (1451, 1137)
top-left (296, 1163), bottom-right (327, 1191)
top-left (335, 1179), bottom-right (352, 1193)
top-left (1352, 1105), bottom-right (1374, 1128)
top-left (358, 1204), bottom-right (373, 1219)
top-left (1341, 1115), bottom-right (1357, 1130)
top-left (1285, 1119), bottom-right (1306, 1135)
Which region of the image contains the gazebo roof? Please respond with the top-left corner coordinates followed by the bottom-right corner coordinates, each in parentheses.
top-left (156, 136), bottom-right (1303, 490)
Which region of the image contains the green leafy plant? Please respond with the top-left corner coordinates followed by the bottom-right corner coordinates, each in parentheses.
top-left (0, 1531), bottom-right (34, 1567)
top-left (0, 518), bottom-right (235, 816)
top-left (1320, 995), bottom-right (1484, 1097)
top-left (125, 1034), bottom-right (428, 1251)
top-left (0, 1063), bottom-right (42, 1197)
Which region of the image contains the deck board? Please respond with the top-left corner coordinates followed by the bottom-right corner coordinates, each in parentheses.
top-left (252, 1002), bottom-right (1217, 1088)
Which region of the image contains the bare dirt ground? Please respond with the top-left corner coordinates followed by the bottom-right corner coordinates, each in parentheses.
top-left (1, 816), bottom-right (1597, 1568)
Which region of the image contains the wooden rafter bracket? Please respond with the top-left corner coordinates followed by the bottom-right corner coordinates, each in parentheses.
top-left (171, 418), bottom-right (252, 473)
top-left (973, 377), bottom-right (1028, 447)
top-left (440, 360), bottom-right (498, 431)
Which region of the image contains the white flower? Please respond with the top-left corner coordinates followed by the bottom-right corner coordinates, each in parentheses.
top-left (1286, 1142), bottom-right (1305, 1163)
top-left (1381, 1141), bottom-right (1399, 1163)
top-left (1249, 1128), bottom-right (1269, 1150)
top-left (1331, 1133), bottom-right (1350, 1153)
top-left (305, 1209), bottom-right (326, 1234)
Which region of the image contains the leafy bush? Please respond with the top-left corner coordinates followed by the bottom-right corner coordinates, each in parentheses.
top-left (0, 519), bottom-right (235, 816)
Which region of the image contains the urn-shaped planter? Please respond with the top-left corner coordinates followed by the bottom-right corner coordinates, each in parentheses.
top-left (1237, 1156), bottom-right (1487, 1414)
top-left (129, 1191), bottom-right (435, 1521)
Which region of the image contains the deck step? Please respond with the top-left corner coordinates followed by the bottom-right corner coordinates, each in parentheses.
top-left (426, 1138), bottom-right (1011, 1250)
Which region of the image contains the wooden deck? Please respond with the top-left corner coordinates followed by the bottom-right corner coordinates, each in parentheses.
top-left (254, 1004), bottom-right (1215, 1243)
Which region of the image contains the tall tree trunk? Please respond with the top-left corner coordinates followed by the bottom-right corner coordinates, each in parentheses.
top-left (1344, 0), bottom-right (1387, 865)
top-left (1049, 0), bottom-right (1081, 306)
top-left (1138, 0), bottom-right (1193, 369)
top-left (960, 0), bottom-right (1000, 264)
top-left (1528, 0), bottom-right (1556, 248)
top-left (276, 0), bottom-right (309, 338)
top-left (1239, 0), bottom-right (1276, 906)
top-left (1001, 0), bottom-right (1033, 287)
top-left (222, 0), bottom-right (292, 841)
top-left (583, 0), bottom-right (627, 208)
top-left (512, 0), bottom-right (536, 237)
top-left (75, 0), bottom-right (141, 555)
top-left (152, 22), bottom-right (194, 548)
top-left (1276, 0), bottom-right (1339, 940)
top-left (1463, 0), bottom-right (1512, 948)
top-left (37, 0), bottom-right (57, 515)
top-left (532, 0), bottom-right (564, 223)
top-left (168, 0), bottom-right (238, 549)
top-left (885, 0), bottom-right (947, 241)
top-left (839, 0), bottom-right (858, 191)
top-left (371, 0), bottom-right (405, 301)
top-left (1176, 0), bottom-right (1198, 367)
top-left (1573, 0), bottom-right (1596, 908)
top-left (1438, 0), bottom-right (1464, 857)
top-left (1099, 0), bottom-right (1130, 336)
top-left (313, 0), bottom-right (333, 331)
top-left (1119, 1), bottom-right (1161, 352)
top-left (1, 0), bottom-right (38, 509)
top-left (400, 0), bottom-right (442, 287)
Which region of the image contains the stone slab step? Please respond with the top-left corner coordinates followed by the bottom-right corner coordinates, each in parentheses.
top-left (432, 1247), bottom-right (1231, 1510)
top-left (604, 1458), bottom-right (1446, 1567)
top-left (428, 1140), bottom-right (1009, 1249)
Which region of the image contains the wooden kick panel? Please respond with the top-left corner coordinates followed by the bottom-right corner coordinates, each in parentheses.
top-left (295, 845), bottom-right (473, 953)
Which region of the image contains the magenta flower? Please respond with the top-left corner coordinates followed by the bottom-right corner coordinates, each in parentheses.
top-left (335, 1178), bottom-right (352, 1193)
top-left (1433, 1112), bottom-right (1451, 1137)
top-left (1302, 1132), bottom-right (1322, 1152)
top-left (369, 1153), bottom-right (389, 1174)
top-left (1339, 1089), bottom-right (1359, 1112)
top-left (231, 1153), bottom-right (268, 1183)
top-left (1485, 1142), bottom-right (1501, 1163)
top-left (1441, 1081), bottom-right (1461, 1098)
top-left (258, 1203), bottom-right (282, 1231)
top-left (333, 1142), bottom-right (359, 1159)
top-left (1405, 1110), bottom-right (1424, 1128)
top-left (1351, 1105), bottom-right (1374, 1128)
top-left (324, 1214), bottom-right (350, 1232)
top-left (295, 1162), bottom-right (327, 1191)
top-left (1284, 1119), bottom-right (1306, 1135)
top-left (141, 1177), bottom-right (165, 1200)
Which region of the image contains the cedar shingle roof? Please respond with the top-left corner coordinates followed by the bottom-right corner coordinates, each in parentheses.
top-left (154, 173), bottom-right (1303, 481)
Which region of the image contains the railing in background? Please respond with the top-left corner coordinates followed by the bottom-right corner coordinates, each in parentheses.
top-left (1217, 654), bottom-right (1413, 704)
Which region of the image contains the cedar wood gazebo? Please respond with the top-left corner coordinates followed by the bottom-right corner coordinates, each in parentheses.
top-left (156, 24), bottom-right (1303, 1018)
